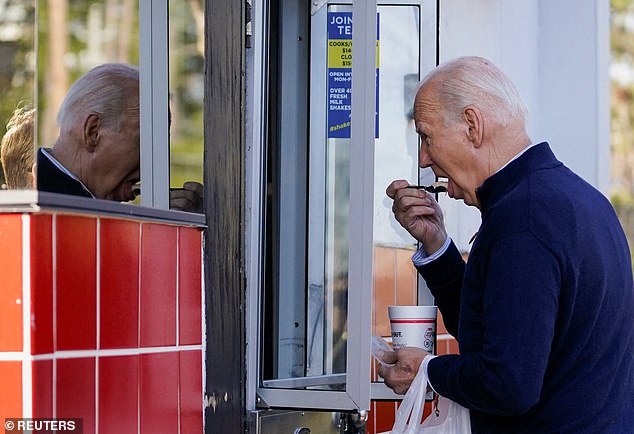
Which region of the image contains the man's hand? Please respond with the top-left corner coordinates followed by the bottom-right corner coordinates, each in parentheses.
top-left (378, 346), bottom-right (428, 395)
top-left (386, 179), bottom-right (447, 254)
top-left (170, 181), bottom-right (203, 213)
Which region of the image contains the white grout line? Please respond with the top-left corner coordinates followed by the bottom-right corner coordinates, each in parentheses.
top-left (21, 214), bottom-right (32, 418)
top-left (0, 352), bottom-right (24, 361)
top-left (176, 227), bottom-right (180, 346)
top-left (95, 218), bottom-right (101, 434)
top-left (138, 223), bottom-right (142, 349)
top-left (52, 214), bottom-right (57, 418)
top-left (137, 222), bottom-right (142, 434)
top-left (200, 231), bottom-right (206, 434)
top-left (176, 228), bottom-right (181, 434)
top-left (177, 349), bottom-right (181, 434)
top-left (29, 345), bottom-right (203, 361)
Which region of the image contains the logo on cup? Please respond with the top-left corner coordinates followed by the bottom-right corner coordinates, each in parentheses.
top-left (423, 327), bottom-right (434, 351)
top-left (388, 305), bottom-right (437, 353)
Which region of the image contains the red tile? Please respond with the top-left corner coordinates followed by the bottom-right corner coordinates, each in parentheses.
top-left (0, 361), bottom-right (22, 419)
top-left (437, 310), bottom-right (448, 335)
top-left (448, 338), bottom-right (460, 355)
top-left (140, 224), bottom-right (177, 347)
top-left (140, 352), bottom-right (179, 434)
top-left (56, 215), bottom-right (97, 350)
top-left (99, 355), bottom-right (138, 434)
top-left (0, 215), bottom-right (22, 352)
top-left (30, 214), bottom-right (54, 355)
top-left (423, 401), bottom-right (433, 419)
top-left (178, 227), bottom-right (202, 345)
top-left (179, 350), bottom-right (203, 433)
top-left (373, 246), bottom-right (395, 337)
top-left (57, 357), bottom-right (95, 434)
top-left (100, 219), bottom-right (140, 349)
top-left (374, 400), bottom-right (398, 433)
top-left (32, 359), bottom-right (53, 418)
top-left (395, 248), bottom-right (417, 306)
top-left (436, 338), bottom-right (448, 356)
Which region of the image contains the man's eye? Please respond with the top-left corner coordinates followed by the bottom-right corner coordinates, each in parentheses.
top-left (420, 133), bottom-right (429, 146)
top-left (425, 135), bottom-right (431, 146)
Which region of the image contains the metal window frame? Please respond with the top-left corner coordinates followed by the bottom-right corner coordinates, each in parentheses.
top-left (246, 0), bottom-right (438, 412)
top-left (246, 0), bottom-right (376, 412)
top-left (139, 0), bottom-right (170, 210)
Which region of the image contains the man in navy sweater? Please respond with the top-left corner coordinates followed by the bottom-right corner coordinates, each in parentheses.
top-left (379, 56), bottom-right (634, 433)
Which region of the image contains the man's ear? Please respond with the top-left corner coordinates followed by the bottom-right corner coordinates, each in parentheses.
top-left (83, 113), bottom-right (101, 152)
top-left (464, 106), bottom-right (483, 147)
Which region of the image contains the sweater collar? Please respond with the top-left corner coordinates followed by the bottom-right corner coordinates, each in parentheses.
top-left (475, 142), bottom-right (561, 212)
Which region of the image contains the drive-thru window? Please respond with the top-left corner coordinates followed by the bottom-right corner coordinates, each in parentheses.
top-left (0, 1), bottom-right (609, 433)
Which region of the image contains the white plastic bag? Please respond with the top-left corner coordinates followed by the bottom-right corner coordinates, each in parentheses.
top-left (417, 395), bottom-right (471, 433)
top-left (379, 357), bottom-right (471, 434)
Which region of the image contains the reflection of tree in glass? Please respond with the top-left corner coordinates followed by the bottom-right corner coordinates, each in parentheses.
top-left (37, 0), bottom-right (139, 147)
top-left (169, 0), bottom-right (205, 187)
top-left (611, 0), bottom-right (634, 267)
top-left (27, 0), bottom-right (204, 189)
top-left (0, 0), bottom-right (36, 186)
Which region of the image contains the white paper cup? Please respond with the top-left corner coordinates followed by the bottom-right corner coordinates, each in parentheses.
top-left (388, 305), bottom-right (437, 353)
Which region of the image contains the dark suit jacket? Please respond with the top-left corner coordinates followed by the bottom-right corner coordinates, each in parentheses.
top-left (36, 148), bottom-right (93, 198)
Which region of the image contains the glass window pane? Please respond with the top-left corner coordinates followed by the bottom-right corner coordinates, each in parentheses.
top-left (168, 0), bottom-right (204, 195)
top-left (35, 0), bottom-right (139, 202)
top-left (0, 0), bottom-right (36, 190)
top-left (260, 4), bottom-right (424, 392)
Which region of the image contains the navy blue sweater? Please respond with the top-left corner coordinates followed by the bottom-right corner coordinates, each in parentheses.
top-left (419, 143), bottom-right (634, 433)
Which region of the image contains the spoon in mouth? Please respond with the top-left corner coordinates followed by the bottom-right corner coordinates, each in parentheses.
top-left (404, 180), bottom-right (448, 194)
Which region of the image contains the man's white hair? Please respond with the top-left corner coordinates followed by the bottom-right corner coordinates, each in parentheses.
top-left (423, 56), bottom-right (528, 127)
top-left (56, 63), bottom-right (139, 133)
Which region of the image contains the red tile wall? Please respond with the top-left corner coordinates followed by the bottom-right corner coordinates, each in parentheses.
top-left (0, 361), bottom-right (22, 421)
top-left (140, 352), bottom-right (180, 434)
top-left (0, 215), bottom-right (23, 353)
top-left (56, 215), bottom-right (97, 351)
top-left (99, 355), bottom-right (138, 434)
top-left (368, 245), bottom-right (460, 434)
top-left (140, 224), bottom-right (177, 347)
top-left (30, 214), bottom-right (53, 355)
top-left (0, 213), bottom-right (204, 434)
top-left (0, 215), bottom-right (23, 423)
top-left (178, 228), bottom-right (203, 346)
top-left (100, 219), bottom-right (140, 349)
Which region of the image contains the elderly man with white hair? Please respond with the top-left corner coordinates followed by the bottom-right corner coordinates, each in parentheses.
top-left (37, 63), bottom-right (202, 212)
top-left (381, 56), bottom-right (634, 433)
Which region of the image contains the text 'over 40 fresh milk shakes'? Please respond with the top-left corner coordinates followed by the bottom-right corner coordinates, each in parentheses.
top-left (388, 305), bottom-right (437, 353)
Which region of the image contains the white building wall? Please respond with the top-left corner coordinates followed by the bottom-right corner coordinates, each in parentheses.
top-left (438, 0), bottom-right (609, 252)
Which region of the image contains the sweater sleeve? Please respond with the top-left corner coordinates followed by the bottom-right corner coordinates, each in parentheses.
top-left (416, 240), bottom-right (465, 337)
top-left (427, 232), bottom-right (560, 416)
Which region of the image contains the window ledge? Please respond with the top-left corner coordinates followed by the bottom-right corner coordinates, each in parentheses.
top-left (0, 190), bottom-right (206, 227)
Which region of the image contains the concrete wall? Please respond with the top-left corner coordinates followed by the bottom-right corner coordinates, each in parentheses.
top-left (438, 0), bottom-right (609, 251)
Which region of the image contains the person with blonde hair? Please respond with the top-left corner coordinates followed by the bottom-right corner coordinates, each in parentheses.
top-left (1, 106), bottom-right (35, 189)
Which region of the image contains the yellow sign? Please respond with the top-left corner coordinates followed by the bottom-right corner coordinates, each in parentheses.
top-left (327, 39), bottom-right (380, 69)
top-left (328, 40), bottom-right (353, 69)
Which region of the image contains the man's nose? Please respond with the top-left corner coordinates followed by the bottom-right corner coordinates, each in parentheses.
top-left (419, 145), bottom-right (433, 168)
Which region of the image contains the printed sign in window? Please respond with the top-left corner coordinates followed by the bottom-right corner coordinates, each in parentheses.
top-left (327, 12), bottom-right (379, 139)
